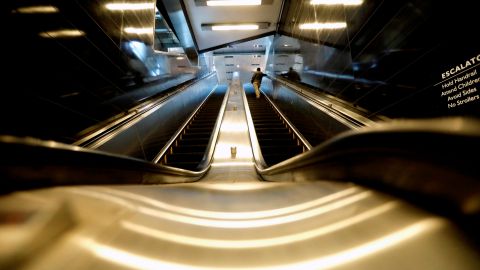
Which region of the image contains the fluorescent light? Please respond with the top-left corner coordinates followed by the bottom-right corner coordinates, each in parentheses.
top-left (202, 22), bottom-right (269, 31)
top-left (310, 0), bottom-right (363, 5)
top-left (299, 22), bottom-right (347, 29)
top-left (206, 0), bottom-right (261, 6)
top-left (124, 27), bottom-right (152, 34)
top-left (15, 6), bottom-right (59, 13)
top-left (105, 3), bottom-right (154, 11)
top-left (39, 29), bottom-right (85, 38)
top-left (212, 24), bottom-right (259, 30)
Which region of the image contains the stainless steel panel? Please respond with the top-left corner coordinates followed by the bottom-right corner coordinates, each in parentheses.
top-left (96, 75), bottom-right (219, 160)
top-left (1, 181), bottom-right (478, 270)
top-left (261, 77), bottom-right (353, 146)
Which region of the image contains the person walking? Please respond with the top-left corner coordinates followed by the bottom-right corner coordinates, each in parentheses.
top-left (251, 67), bottom-right (265, 99)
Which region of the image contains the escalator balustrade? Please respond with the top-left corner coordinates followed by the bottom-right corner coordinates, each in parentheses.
top-left (161, 88), bottom-right (226, 170)
top-left (246, 90), bottom-right (304, 166)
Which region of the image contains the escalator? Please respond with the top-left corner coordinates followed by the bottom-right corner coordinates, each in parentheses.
top-left (160, 86), bottom-right (227, 170)
top-left (246, 88), bottom-right (305, 166)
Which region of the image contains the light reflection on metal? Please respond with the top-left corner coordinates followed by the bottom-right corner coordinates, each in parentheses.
top-left (97, 187), bottom-right (361, 220)
top-left (168, 47), bottom-right (186, 53)
top-left (78, 237), bottom-right (199, 270)
top-left (78, 218), bottom-right (439, 269)
top-left (124, 27), bottom-right (153, 35)
top-left (299, 22), bottom-right (347, 30)
top-left (310, 0), bottom-right (363, 5)
top-left (39, 29), bottom-right (85, 38)
top-left (68, 188), bottom-right (136, 210)
top-left (274, 219), bottom-right (443, 270)
top-left (127, 40), bottom-right (148, 60)
top-left (206, 0), bottom-right (261, 6)
top-left (196, 182), bottom-right (273, 190)
top-left (121, 202), bottom-right (398, 249)
top-left (105, 3), bottom-right (154, 11)
top-left (211, 161), bottom-right (254, 167)
top-left (14, 6), bottom-right (59, 14)
top-left (137, 192), bottom-right (372, 228)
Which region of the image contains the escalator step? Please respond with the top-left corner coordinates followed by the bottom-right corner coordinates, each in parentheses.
top-left (161, 88), bottom-right (226, 170)
top-left (181, 132), bottom-right (211, 139)
top-left (164, 162), bottom-right (199, 170)
top-left (179, 138), bottom-right (210, 145)
top-left (167, 152), bottom-right (205, 163)
top-left (173, 145), bottom-right (207, 153)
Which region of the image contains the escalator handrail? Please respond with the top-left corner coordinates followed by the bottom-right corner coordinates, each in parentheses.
top-left (152, 85), bottom-right (218, 164)
top-left (196, 85), bottom-right (230, 169)
top-left (153, 84), bottom-right (229, 173)
top-left (255, 116), bottom-right (480, 217)
top-left (242, 85), bottom-right (311, 170)
top-left (0, 135), bottom-right (206, 194)
top-left (266, 74), bottom-right (381, 129)
top-left (241, 85), bottom-right (268, 169)
top-left (74, 72), bottom-right (217, 148)
top-left (262, 93), bottom-right (312, 151)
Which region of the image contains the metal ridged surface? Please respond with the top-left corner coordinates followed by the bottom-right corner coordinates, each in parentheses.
top-left (1, 180), bottom-right (478, 270)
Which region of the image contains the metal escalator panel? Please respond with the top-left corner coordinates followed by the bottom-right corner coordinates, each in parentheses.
top-left (161, 87), bottom-right (226, 170)
top-left (246, 91), bottom-right (304, 166)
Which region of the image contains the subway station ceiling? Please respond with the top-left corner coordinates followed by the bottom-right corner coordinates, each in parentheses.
top-left (174, 0), bottom-right (369, 54)
top-left (180, 0), bottom-right (282, 53)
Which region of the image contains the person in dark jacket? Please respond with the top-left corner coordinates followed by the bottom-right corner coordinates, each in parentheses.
top-left (251, 67), bottom-right (264, 98)
top-left (285, 67), bottom-right (301, 82)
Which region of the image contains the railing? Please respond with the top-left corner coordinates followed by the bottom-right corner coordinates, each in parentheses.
top-left (251, 117), bottom-right (480, 224)
top-left (266, 74), bottom-right (382, 128)
top-left (153, 84), bottom-right (230, 172)
top-left (241, 84), bottom-right (311, 171)
top-left (0, 135), bottom-right (206, 194)
top-left (74, 72), bottom-right (217, 148)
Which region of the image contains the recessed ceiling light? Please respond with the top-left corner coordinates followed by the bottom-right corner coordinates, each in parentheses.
top-left (299, 22), bottom-right (347, 29)
top-left (124, 27), bottom-right (153, 34)
top-left (202, 22), bottom-right (270, 31)
top-left (206, 0), bottom-right (261, 6)
top-left (310, 0), bottom-right (363, 5)
top-left (39, 29), bottom-right (85, 38)
top-left (195, 0), bottom-right (273, 6)
top-left (14, 5), bottom-right (59, 14)
top-left (105, 3), bottom-right (154, 11)
top-left (212, 24), bottom-right (259, 30)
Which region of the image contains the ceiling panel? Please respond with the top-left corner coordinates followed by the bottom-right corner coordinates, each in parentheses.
top-left (182, 0), bottom-right (283, 52)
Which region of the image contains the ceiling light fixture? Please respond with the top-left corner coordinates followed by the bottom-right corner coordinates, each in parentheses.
top-left (105, 3), bottom-right (154, 11)
top-left (39, 29), bottom-right (85, 38)
top-left (124, 27), bottom-right (153, 34)
top-left (299, 22), bottom-right (347, 29)
top-left (310, 0), bottom-right (363, 5)
top-left (202, 22), bottom-right (270, 31)
top-left (206, 0), bottom-right (261, 6)
top-left (194, 0), bottom-right (273, 6)
top-left (213, 24), bottom-right (258, 30)
top-left (14, 5), bottom-right (59, 14)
